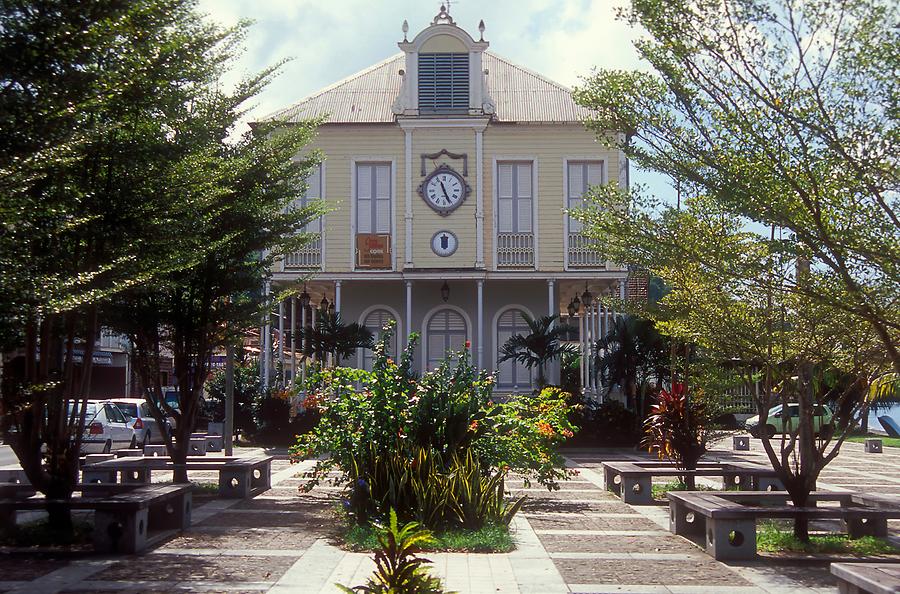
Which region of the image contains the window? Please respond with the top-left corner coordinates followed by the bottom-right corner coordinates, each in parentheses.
top-left (356, 163), bottom-right (391, 235)
top-left (567, 161), bottom-right (603, 234)
top-left (293, 164), bottom-right (322, 234)
top-left (105, 404), bottom-right (126, 423)
top-left (497, 162), bottom-right (533, 234)
top-left (496, 309), bottom-right (532, 390)
top-left (426, 309), bottom-right (467, 370)
top-left (361, 309), bottom-right (398, 371)
top-left (418, 53), bottom-right (469, 113)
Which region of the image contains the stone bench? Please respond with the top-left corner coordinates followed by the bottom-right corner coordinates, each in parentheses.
top-left (191, 432), bottom-right (223, 453)
top-left (831, 562), bottom-right (900, 594)
top-left (83, 455), bottom-right (274, 499)
top-left (601, 460), bottom-right (784, 505)
top-left (0, 484), bottom-right (191, 554)
top-left (667, 491), bottom-right (900, 561)
top-left (864, 439), bottom-right (882, 453)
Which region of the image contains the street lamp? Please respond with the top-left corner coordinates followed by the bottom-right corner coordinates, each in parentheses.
top-left (298, 286), bottom-right (311, 309)
top-left (567, 299), bottom-right (577, 317)
top-left (572, 293), bottom-right (581, 314)
top-left (440, 281), bottom-right (450, 303)
top-left (319, 295), bottom-right (329, 312)
top-left (581, 284), bottom-right (593, 308)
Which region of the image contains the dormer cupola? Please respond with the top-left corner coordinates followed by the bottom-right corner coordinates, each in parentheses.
top-left (393, 5), bottom-right (494, 117)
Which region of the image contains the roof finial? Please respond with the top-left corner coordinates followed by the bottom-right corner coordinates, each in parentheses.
top-left (432, 3), bottom-right (456, 25)
top-left (478, 19), bottom-right (485, 41)
top-left (402, 19), bottom-right (409, 41)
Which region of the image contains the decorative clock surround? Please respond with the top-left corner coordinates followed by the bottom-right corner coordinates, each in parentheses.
top-left (418, 163), bottom-right (471, 215)
top-left (431, 230), bottom-right (459, 257)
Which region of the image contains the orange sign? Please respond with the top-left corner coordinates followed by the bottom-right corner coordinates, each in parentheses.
top-left (356, 234), bottom-right (391, 268)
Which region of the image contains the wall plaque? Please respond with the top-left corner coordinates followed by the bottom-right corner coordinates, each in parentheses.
top-left (356, 234), bottom-right (392, 268)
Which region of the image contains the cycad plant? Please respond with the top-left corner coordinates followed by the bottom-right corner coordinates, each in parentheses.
top-left (498, 314), bottom-right (577, 389)
top-left (337, 509), bottom-right (450, 594)
top-left (301, 311), bottom-right (374, 366)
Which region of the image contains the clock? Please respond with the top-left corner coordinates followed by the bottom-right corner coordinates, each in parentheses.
top-left (418, 164), bottom-right (470, 216)
top-left (431, 230), bottom-right (458, 257)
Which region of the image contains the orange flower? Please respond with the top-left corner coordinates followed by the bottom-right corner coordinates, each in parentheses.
top-left (469, 420), bottom-right (479, 432)
top-left (536, 421), bottom-right (555, 437)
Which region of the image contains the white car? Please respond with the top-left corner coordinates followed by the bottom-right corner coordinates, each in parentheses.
top-left (78, 400), bottom-right (136, 454)
top-left (111, 398), bottom-right (168, 448)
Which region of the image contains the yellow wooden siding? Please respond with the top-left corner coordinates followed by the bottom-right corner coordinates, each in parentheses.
top-left (304, 125), bottom-right (405, 272)
top-left (483, 125), bottom-right (618, 270)
top-left (410, 128), bottom-right (477, 268)
top-left (292, 122), bottom-right (617, 274)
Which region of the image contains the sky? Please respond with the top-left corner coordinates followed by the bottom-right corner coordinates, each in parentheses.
top-left (197, 0), bottom-right (673, 199)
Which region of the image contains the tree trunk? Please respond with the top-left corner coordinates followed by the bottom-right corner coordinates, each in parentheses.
top-left (790, 487), bottom-right (812, 541)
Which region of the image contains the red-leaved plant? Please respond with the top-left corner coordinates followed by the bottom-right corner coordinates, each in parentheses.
top-left (640, 383), bottom-right (712, 488)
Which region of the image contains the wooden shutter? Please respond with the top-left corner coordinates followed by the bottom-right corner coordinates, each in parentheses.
top-left (375, 165), bottom-right (391, 234)
top-left (516, 163), bottom-right (533, 233)
top-left (498, 163), bottom-right (514, 233)
top-left (567, 163), bottom-right (585, 233)
top-left (357, 165), bottom-right (372, 233)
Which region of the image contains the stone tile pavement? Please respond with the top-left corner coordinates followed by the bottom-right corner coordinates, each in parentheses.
top-left (0, 439), bottom-right (897, 593)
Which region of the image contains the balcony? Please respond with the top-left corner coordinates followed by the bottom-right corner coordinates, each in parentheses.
top-left (497, 233), bottom-right (534, 268)
top-left (567, 233), bottom-right (605, 268)
top-left (284, 237), bottom-right (322, 270)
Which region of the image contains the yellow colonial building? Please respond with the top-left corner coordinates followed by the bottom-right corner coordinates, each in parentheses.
top-left (260, 7), bottom-right (629, 394)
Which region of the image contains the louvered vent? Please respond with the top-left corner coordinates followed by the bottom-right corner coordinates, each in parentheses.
top-left (418, 53), bottom-right (469, 113)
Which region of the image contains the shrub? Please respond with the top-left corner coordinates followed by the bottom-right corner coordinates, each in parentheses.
top-left (290, 324), bottom-right (576, 529)
top-left (641, 383), bottom-right (718, 487)
top-left (570, 400), bottom-right (639, 446)
top-left (337, 509), bottom-right (450, 594)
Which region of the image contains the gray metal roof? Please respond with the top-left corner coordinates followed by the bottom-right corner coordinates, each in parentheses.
top-left (260, 52), bottom-right (592, 125)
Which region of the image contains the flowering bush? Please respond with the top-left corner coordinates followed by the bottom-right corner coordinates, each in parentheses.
top-left (289, 323), bottom-right (577, 527)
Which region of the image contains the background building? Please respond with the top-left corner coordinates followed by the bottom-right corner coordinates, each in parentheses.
top-left (260, 7), bottom-right (630, 395)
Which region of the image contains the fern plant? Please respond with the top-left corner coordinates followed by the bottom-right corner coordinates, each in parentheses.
top-left (337, 509), bottom-right (451, 594)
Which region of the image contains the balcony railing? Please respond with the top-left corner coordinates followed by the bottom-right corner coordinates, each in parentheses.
top-left (284, 237), bottom-right (322, 270)
top-left (567, 233), bottom-right (605, 268)
top-left (497, 233), bottom-right (534, 268)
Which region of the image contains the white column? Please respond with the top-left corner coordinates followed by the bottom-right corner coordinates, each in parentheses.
top-left (619, 280), bottom-right (626, 300)
top-left (334, 280), bottom-right (342, 314)
top-left (290, 297), bottom-right (297, 386)
top-left (404, 130), bottom-right (414, 267)
top-left (585, 303), bottom-right (593, 396)
top-left (475, 129), bottom-right (485, 268)
top-left (476, 280), bottom-right (484, 369)
top-left (278, 300), bottom-right (285, 384)
top-left (310, 306), bottom-right (318, 366)
top-left (547, 279), bottom-right (556, 317)
top-left (593, 302), bottom-right (601, 392)
top-left (579, 314), bottom-right (587, 396)
top-left (262, 281), bottom-right (272, 390)
top-left (546, 279), bottom-right (556, 385)
top-left (405, 281), bottom-right (413, 349)
top-left (300, 304), bottom-right (307, 392)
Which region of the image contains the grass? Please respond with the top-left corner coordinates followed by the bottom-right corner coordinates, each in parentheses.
top-left (757, 521), bottom-right (900, 555)
top-left (844, 435), bottom-right (900, 448)
top-left (651, 480), bottom-right (718, 500)
top-left (191, 481), bottom-right (219, 495)
top-left (0, 517), bottom-right (93, 547)
top-left (341, 521), bottom-right (515, 553)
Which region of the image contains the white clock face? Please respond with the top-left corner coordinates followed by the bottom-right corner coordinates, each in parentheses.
top-left (425, 171), bottom-right (464, 213)
top-left (431, 230), bottom-right (458, 257)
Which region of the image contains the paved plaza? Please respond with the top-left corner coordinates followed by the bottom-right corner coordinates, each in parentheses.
top-left (0, 438), bottom-right (897, 593)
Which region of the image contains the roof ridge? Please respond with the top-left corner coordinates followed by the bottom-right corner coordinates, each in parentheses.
top-left (484, 50), bottom-right (576, 93)
top-left (260, 53), bottom-right (404, 122)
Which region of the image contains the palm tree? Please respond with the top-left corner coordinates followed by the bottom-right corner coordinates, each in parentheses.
top-left (498, 314), bottom-right (578, 389)
top-left (595, 315), bottom-right (669, 415)
top-left (301, 311), bottom-right (374, 366)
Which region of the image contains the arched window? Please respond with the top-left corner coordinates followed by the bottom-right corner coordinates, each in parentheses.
top-left (426, 309), bottom-right (467, 369)
top-left (496, 309), bottom-right (532, 390)
top-left (361, 308), bottom-right (397, 371)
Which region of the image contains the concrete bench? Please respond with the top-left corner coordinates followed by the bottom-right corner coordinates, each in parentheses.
top-left (83, 455), bottom-right (274, 499)
top-left (831, 562), bottom-right (900, 594)
top-left (143, 444), bottom-right (168, 457)
top-left (0, 484), bottom-right (191, 554)
top-left (864, 439), bottom-right (882, 453)
top-left (191, 432), bottom-right (223, 453)
top-left (733, 435), bottom-right (750, 450)
top-left (667, 491), bottom-right (900, 561)
top-left (601, 461), bottom-right (784, 505)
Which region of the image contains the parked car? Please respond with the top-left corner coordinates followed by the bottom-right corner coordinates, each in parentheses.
top-left (745, 403), bottom-right (834, 439)
top-left (77, 400), bottom-right (136, 453)
top-left (111, 398), bottom-right (169, 448)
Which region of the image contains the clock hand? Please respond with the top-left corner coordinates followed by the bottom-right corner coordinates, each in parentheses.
top-left (439, 181), bottom-right (451, 201)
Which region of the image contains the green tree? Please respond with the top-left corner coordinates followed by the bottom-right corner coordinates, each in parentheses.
top-left (300, 311), bottom-right (374, 367)
top-left (0, 0), bottom-right (232, 530)
top-left (498, 314), bottom-right (578, 390)
top-left (595, 315), bottom-right (670, 416)
top-left (574, 0), bottom-right (899, 372)
top-left (573, 0), bottom-right (898, 541)
top-left (205, 351), bottom-right (261, 435)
